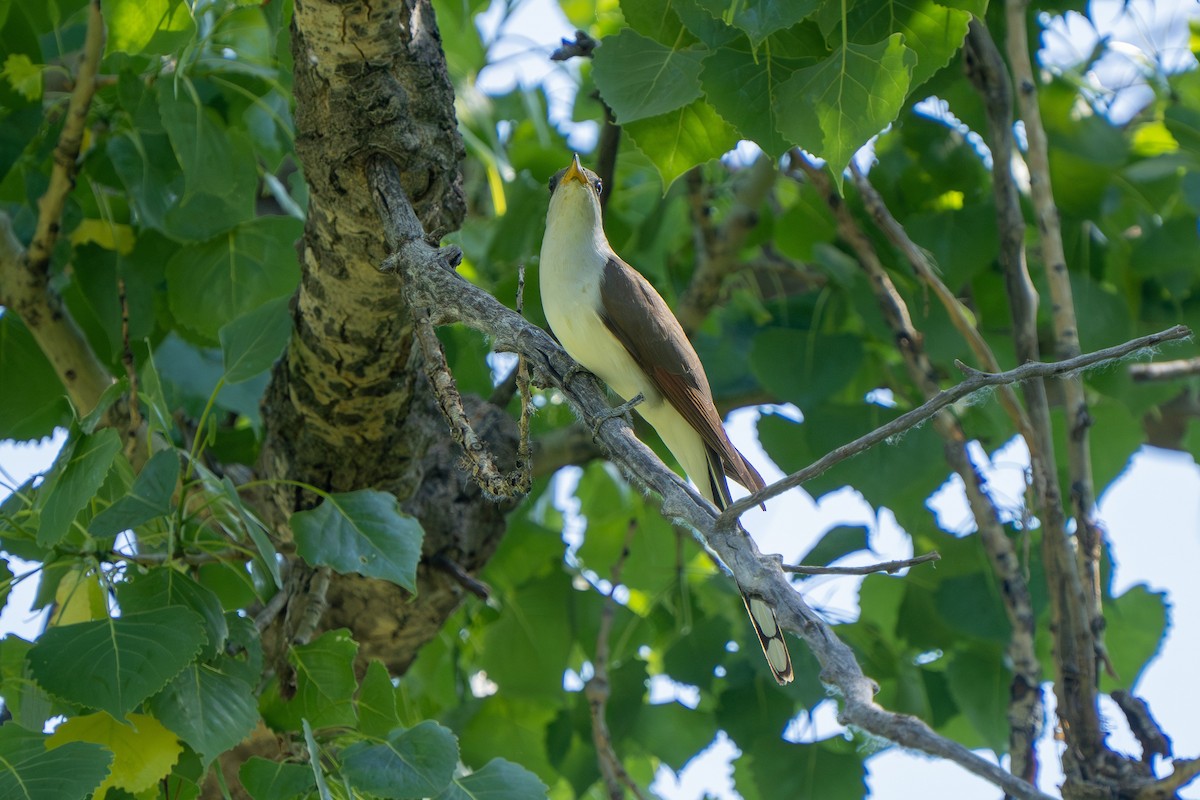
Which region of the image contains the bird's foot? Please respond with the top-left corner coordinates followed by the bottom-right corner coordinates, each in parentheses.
top-left (591, 393), bottom-right (644, 438)
top-left (562, 362), bottom-right (594, 388)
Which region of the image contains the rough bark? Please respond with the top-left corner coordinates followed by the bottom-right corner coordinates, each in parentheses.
top-left (260, 0), bottom-right (510, 677)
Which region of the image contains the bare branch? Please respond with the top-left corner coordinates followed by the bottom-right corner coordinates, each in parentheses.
top-left (0, 1), bottom-right (117, 418)
top-left (1005, 0), bottom-right (1106, 694)
top-left (365, 152), bottom-right (1079, 800)
top-left (834, 155), bottom-right (1045, 780)
top-left (1131, 358), bottom-right (1200, 381)
top-left (587, 521), bottom-right (649, 800)
top-left (717, 325), bottom-right (1190, 528)
top-left (26, 0), bottom-right (105, 278)
top-left (965, 18), bottom-right (1106, 774)
top-left (1134, 758), bottom-right (1200, 800)
top-left (676, 155), bottom-right (776, 334)
top-left (412, 315), bottom-right (532, 499)
top-left (550, 30), bottom-right (598, 61)
top-left (784, 551), bottom-right (940, 576)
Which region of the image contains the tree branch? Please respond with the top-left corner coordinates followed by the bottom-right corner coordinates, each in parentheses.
top-left (366, 152), bottom-right (1085, 800)
top-left (1131, 357), bottom-right (1200, 381)
top-left (26, 0), bottom-right (105, 279)
top-left (717, 325), bottom-right (1190, 529)
top-left (836, 156), bottom-right (1044, 783)
top-left (587, 521), bottom-right (649, 800)
top-left (0, 0), bottom-right (115, 418)
top-left (1004, 0), bottom-right (1106, 693)
top-left (965, 18), bottom-right (1107, 779)
top-left (784, 551), bottom-right (940, 576)
top-left (675, 155), bottom-right (776, 334)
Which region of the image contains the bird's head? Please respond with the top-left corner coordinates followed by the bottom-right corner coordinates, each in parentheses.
top-left (546, 154), bottom-right (604, 236)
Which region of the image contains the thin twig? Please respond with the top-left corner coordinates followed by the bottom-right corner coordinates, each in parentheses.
top-left (784, 551), bottom-right (940, 576)
top-left (676, 155), bottom-right (776, 334)
top-left (429, 553), bottom-right (491, 601)
top-left (834, 155), bottom-right (1044, 780)
top-left (1130, 358), bottom-right (1200, 381)
top-left (586, 521), bottom-right (649, 800)
top-left (1004, 0), bottom-right (1106, 689)
top-left (25, 0), bottom-right (105, 278)
top-left (367, 153), bottom-right (1157, 800)
top-left (1111, 690), bottom-right (1171, 765)
top-left (550, 30), bottom-right (598, 61)
top-left (717, 324), bottom-right (1190, 529)
top-left (118, 277), bottom-right (142, 442)
top-left (966, 18), bottom-right (1105, 778)
top-left (413, 315), bottom-right (532, 500)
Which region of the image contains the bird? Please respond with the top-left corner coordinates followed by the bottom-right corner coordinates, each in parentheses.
top-left (538, 154), bottom-right (793, 685)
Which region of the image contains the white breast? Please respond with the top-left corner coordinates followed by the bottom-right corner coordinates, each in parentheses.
top-left (539, 193), bottom-right (659, 407)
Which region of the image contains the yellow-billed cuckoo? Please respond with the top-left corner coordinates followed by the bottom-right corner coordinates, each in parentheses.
top-left (539, 155), bottom-right (793, 685)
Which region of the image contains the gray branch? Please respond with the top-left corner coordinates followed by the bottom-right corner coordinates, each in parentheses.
top-left (361, 153), bottom-right (1193, 800)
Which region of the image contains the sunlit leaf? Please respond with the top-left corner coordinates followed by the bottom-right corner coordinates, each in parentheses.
top-left (47, 711), bottom-right (182, 797)
top-left (593, 28), bottom-right (705, 124)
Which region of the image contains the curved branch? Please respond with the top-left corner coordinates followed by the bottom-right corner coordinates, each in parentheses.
top-left (0, 1), bottom-right (115, 418)
top-left (366, 153), bottom-right (1103, 800)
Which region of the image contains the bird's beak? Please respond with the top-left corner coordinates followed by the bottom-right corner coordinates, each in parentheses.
top-left (562, 153), bottom-right (588, 187)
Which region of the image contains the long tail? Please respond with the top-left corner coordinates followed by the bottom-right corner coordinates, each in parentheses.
top-left (705, 448), bottom-right (794, 685)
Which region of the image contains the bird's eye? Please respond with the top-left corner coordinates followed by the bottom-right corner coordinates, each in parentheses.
top-left (593, 179), bottom-right (603, 195)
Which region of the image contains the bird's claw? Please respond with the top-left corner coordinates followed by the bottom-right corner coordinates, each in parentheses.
top-left (591, 393), bottom-right (644, 438)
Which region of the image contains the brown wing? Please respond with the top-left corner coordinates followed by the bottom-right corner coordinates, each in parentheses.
top-left (598, 256), bottom-right (765, 502)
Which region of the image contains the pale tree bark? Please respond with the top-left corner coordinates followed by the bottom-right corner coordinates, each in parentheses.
top-left (258, 0), bottom-right (513, 699)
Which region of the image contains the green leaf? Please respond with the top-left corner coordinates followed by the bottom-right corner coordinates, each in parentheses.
top-left (0, 313), bottom-right (70, 440)
top-left (88, 448), bottom-right (180, 537)
top-left (1, 54), bottom-right (41, 101)
top-left (26, 607), bottom-right (206, 718)
top-left (800, 525), bottom-right (869, 567)
top-left (478, 572), bottom-right (573, 700)
top-left (37, 428), bottom-right (122, 547)
top-left (239, 757), bottom-right (315, 800)
top-left (102, 0), bottom-right (195, 55)
top-left (630, 703), bottom-right (718, 772)
top-left (165, 216), bottom-right (302, 341)
top-left (148, 662), bottom-right (260, 764)
top-left (289, 629), bottom-right (359, 729)
top-left (434, 758), bottom-right (549, 800)
top-left (775, 35), bottom-right (917, 183)
top-left (0, 723), bottom-right (111, 800)
top-left (625, 98), bottom-right (740, 188)
top-left (690, 0), bottom-right (820, 47)
top-left (945, 644), bottom-right (1010, 754)
top-left (357, 660), bottom-right (402, 737)
top-left (749, 329), bottom-right (863, 407)
top-left (0, 636), bottom-right (55, 731)
top-left (619, 0), bottom-right (695, 46)
top-left (700, 40), bottom-right (818, 156)
top-left (1101, 584), bottom-right (1168, 693)
top-left (341, 721), bottom-right (459, 799)
top-left (592, 29), bottom-right (705, 124)
top-left (116, 568), bottom-right (228, 661)
top-left (291, 490), bottom-right (424, 592)
top-left (833, 0), bottom-right (970, 90)
top-left (736, 736), bottom-right (866, 799)
top-left (47, 711), bottom-right (183, 797)
top-left (220, 296), bottom-right (293, 383)
top-left (218, 475), bottom-right (282, 588)
top-left (158, 79), bottom-right (258, 203)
